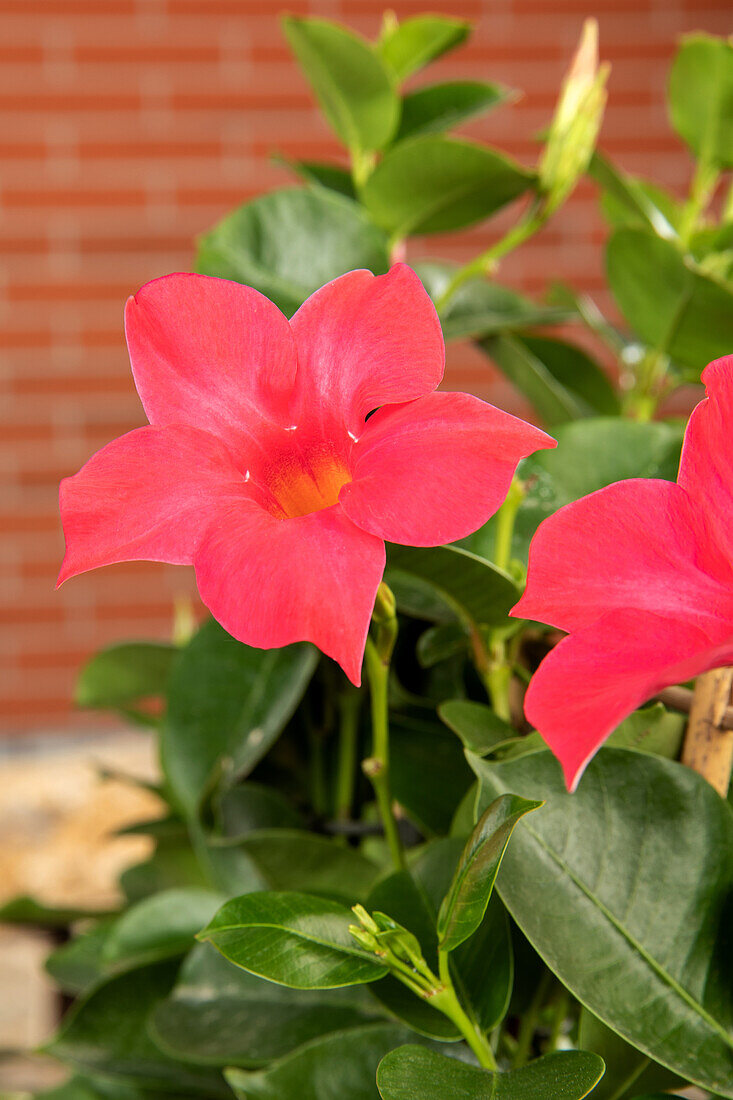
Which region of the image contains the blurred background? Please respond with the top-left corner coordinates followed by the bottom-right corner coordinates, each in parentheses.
top-left (1, 0), bottom-right (731, 739)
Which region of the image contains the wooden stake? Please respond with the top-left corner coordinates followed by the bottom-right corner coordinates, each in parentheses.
top-left (681, 668), bottom-right (733, 797)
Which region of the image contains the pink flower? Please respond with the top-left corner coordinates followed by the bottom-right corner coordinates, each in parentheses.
top-left (513, 355), bottom-right (733, 790)
top-left (59, 265), bottom-right (553, 684)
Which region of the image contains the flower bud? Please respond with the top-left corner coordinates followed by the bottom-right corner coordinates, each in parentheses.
top-left (539, 19), bottom-right (610, 213)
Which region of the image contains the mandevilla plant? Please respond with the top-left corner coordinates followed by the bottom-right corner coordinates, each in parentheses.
top-left (7, 11), bottom-right (732, 1100)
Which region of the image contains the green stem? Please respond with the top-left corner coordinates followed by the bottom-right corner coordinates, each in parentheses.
top-left (679, 157), bottom-right (719, 249)
top-left (494, 477), bottom-right (525, 574)
top-left (435, 201), bottom-right (546, 315)
top-left (436, 951), bottom-right (498, 1070)
top-left (335, 689), bottom-right (360, 821)
top-left (363, 636), bottom-right (405, 871)
top-left (513, 969), bottom-right (552, 1068)
top-left (547, 986), bottom-right (569, 1051)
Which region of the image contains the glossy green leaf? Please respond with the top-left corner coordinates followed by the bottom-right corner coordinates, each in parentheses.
top-left (378, 16), bottom-right (469, 81)
top-left (416, 262), bottom-right (570, 341)
top-left (480, 333), bottom-right (619, 426)
top-left (396, 81), bottom-right (509, 141)
top-left (361, 137), bottom-right (533, 238)
top-left (75, 642), bottom-right (175, 714)
top-left (437, 795), bottom-right (541, 952)
top-left (390, 713), bottom-right (474, 835)
top-left (669, 33), bottom-right (733, 167)
top-left (227, 1024), bottom-right (420, 1100)
top-left (283, 16), bottom-right (398, 152)
top-left (462, 417), bottom-right (683, 566)
top-left (438, 700), bottom-right (515, 756)
top-left (365, 841), bottom-right (513, 1038)
top-left (220, 829), bottom-right (379, 901)
top-left (46, 962), bottom-right (228, 1094)
top-left (279, 157), bottom-right (356, 199)
top-left (217, 782), bottom-right (304, 838)
top-left (163, 620), bottom-right (317, 817)
top-left (150, 942), bottom-right (381, 1067)
top-left (200, 891), bottom-right (388, 989)
top-left (578, 1009), bottom-right (683, 1100)
top-left (197, 187), bottom-right (390, 316)
top-left (386, 544), bottom-right (520, 629)
top-left (101, 889), bottom-right (224, 971)
top-left (606, 702), bottom-right (685, 760)
top-left (377, 1046), bottom-right (605, 1099)
top-left (589, 152), bottom-right (678, 238)
top-left (606, 227), bottom-right (733, 374)
top-left (472, 749), bottom-right (733, 1096)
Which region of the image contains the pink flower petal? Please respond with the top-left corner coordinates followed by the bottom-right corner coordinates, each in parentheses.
top-left (512, 479), bottom-right (733, 633)
top-left (58, 425), bottom-right (249, 584)
top-left (125, 273), bottom-right (298, 459)
top-left (524, 608), bottom-right (733, 790)
top-left (193, 504), bottom-right (386, 685)
top-left (678, 355), bottom-right (733, 559)
top-left (289, 265), bottom-right (444, 437)
top-left (339, 391), bottom-right (554, 546)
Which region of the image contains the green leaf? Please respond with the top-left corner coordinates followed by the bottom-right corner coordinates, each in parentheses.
top-left (365, 868), bottom-right (459, 1040)
top-left (606, 702), bottom-right (685, 760)
top-left (119, 840), bottom-right (214, 902)
top-left (101, 889), bottom-right (224, 971)
top-left (32, 1078), bottom-right (185, 1100)
top-left (396, 81), bottom-right (509, 141)
top-left (416, 623), bottom-right (468, 668)
top-left (669, 33), bottom-right (733, 167)
top-left (378, 16), bottom-right (470, 81)
top-left (227, 1024), bottom-right (421, 1100)
top-left (471, 749), bottom-right (733, 1096)
top-left (75, 642), bottom-right (176, 714)
top-left (479, 333), bottom-right (619, 426)
top-left (606, 227), bottom-right (733, 375)
top-left (589, 152), bottom-right (678, 238)
top-left (361, 137), bottom-right (533, 238)
top-left (150, 942), bottom-right (381, 1067)
top-left (462, 417), bottom-right (683, 566)
top-left (386, 544), bottom-right (520, 628)
top-left (377, 1046), bottom-right (605, 1099)
top-left (283, 16), bottom-right (398, 152)
top-left (220, 830), bottom-right (379, 901)
top-left (46, 920), bottom-right (115, 995)
top-left (0, 896), bottom-right (111, 927)
top-left (200, 891), bottom-right (389, 989)
top-left (163, 620), bottom-right (317, 817)
top-left (416, 261), bottom-right (571, 341)
top-left (217, 782), bottom-right (304, 838)
top-left (437, 795), bottom-right (541, 952)
top-left (45, 962), bottom-right (228, 1094)
top-left (365, 842), bottom-right (513, 1038)
top-left (438, 700), bottom-right (515, 755)
top-left (390, 714), bottom-right (474, 835)
top-left (197, 187), bottom-right (390, 316)
top-left (278, 157), bottom-right (356, 199)
top-left (578, 1008), bottom-right (683, 1100)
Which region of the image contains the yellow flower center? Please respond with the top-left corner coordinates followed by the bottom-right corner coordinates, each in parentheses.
top-left (266, 450), bottom-right (351, 519)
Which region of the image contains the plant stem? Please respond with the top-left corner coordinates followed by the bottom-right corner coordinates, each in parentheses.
top-left (435, 201), bottom-right (546, 315)
top-left (363, 634), bottom-right (405, 871)
top-left (494, 477), bottom-right (525, 574)
top-left (681, 666), bottom-right (733, 796)
top-left (679, 157), bottom-right (719, 249)
top-left (335, 688), bottom-right (360, 821)
top-left (513, 969), bottom-right (552, 1068)
top-left (435, 951), bottom-right (498, 1070)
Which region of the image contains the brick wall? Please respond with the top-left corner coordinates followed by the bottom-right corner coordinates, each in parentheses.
top-left (1, 0), bottom-right (730, 733)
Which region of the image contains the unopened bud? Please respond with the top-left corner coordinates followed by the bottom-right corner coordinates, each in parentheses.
top-left (539, 19), bottom-right (609, 213)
